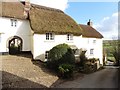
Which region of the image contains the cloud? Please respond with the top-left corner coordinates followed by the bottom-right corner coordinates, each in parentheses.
top-left (94, 12), bottom-right (118, 40)
top-left (30, 0), bottom-right (69, 11)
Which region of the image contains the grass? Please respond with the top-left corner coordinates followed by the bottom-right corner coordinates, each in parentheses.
top-left (107, 56), bottom-right (115, 62)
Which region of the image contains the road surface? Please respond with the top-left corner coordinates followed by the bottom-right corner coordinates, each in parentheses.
top-left (54, 66), bottom-right (119, 88)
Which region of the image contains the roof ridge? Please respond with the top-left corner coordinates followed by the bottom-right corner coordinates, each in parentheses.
top-left (31, 4), bottom-right (64, 13)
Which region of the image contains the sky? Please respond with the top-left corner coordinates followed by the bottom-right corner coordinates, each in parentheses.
top-left (64, 2), bottom-right (118, 40)
top-left (21, 0), bottom-right (118, 40)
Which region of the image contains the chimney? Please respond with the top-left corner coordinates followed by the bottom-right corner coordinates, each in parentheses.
top-left (24, 0), bottom-right (31, 18)
top-left (87, 19), bottom-right (93, 27)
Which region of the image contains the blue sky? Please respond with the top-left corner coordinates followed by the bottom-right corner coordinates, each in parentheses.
top-left (65, 2), bottom-right (118, 25)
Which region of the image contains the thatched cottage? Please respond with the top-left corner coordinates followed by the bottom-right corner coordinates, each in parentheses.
top-left (0, 1), bottom-right (103, 64)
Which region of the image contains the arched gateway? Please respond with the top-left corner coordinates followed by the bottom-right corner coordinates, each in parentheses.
top-left (8, 36), bottom-right (23, 54)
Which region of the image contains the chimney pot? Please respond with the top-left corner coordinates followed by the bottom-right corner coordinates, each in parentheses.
top-left (87, 19), bottom-right (93, 27)
top-left (24, 0), bottom-right (31, 18)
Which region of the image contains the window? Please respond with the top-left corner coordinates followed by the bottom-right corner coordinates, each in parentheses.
top-left (90, 49), bottom-right (94, 55)
top-left (67, 34), bottom-right (73, 41)
top-left (88, 39), bottom-right (89, 44)
top-left (10, 19), bottom-right (17, 27)
top-left (46, 33), bottom-right (54, 40)
top-left (14, 19), bottom-right (17, 27)
top-left (45, 51), bottom-right (49, 59)
top-left (93, 40), bottom-right (96, 44)
top-left (11, 19), bottom-right (13, 26)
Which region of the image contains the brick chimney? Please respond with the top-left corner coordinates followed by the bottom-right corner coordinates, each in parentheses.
top-left (24, 0), bottom-right (31, 18)
top-left (87, 19), bottom-right (93, 27)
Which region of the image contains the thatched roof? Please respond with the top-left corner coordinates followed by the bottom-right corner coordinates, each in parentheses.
top-left (0, 2), bottom-right (82, 35)
top-left (0, 2), bottom-right (26, 19)
top-left (29, 4), bottom-right (82, 35)
top-left (79, 24), bottom-right (103, 38)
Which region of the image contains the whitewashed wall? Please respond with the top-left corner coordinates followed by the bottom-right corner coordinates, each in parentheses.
top-left (82, 38), bottom-right (103, 65)
top-left (33, 34), bottom-right (103, 65)
top-left (0, 17), bottom-right (32, 52)
top-left (33, 34), bottom-right (82, 62)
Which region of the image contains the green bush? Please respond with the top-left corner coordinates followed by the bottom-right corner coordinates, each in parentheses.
top-left (78, 52), bottom-right (99, 73)
top-left (78, 51), bottom-right (87, 67)
top-left (88, 58), bottom-right (99, 63)
top-left (83, 58), bottom-right (99, 73)
top-left (83, 63), bottom-right (96, 73)
top-left (47, 43), bottom-right (75, 70)
top-left (58, 63), bottom-right (74, 78)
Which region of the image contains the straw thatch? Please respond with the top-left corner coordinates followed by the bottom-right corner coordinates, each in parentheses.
top-left (29, 4), bottom-right (82, 35)
top-left (79, 24), bottom-right (103, 38)
top-left (1, 2), bottom-right (26, 19)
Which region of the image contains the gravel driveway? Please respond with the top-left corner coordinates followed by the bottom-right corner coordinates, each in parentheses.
top-left (1, 54), bottom-right (59, 88)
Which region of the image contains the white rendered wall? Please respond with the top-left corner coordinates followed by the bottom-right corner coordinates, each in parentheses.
top-left (0, 17), bottom-right (32, 52)
top-left (82, 37), bottom-right (103, 65)
top-left (33, 34), bottom-right (83, 62)
top-left (33, 34), bottom-right (103, 65)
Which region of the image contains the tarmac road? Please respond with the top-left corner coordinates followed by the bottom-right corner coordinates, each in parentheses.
top-left (55, 66), bottom-right (119, 88)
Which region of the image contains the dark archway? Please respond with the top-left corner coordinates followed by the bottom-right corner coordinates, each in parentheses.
top-left (9, 36), bottom-right (23, 55)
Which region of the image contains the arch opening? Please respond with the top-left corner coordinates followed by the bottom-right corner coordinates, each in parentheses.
top-left (8, 36), bottom-right (23, 54)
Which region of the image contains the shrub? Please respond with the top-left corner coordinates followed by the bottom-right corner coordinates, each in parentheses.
top-left (58, 63), bottom-right (74, 78)
top-left (47, 43), bottom-right (75, 70)
top-left (78, 51), bottom-right (100, 73)
top-left (83, 58), bottom-right (99, 73)
top-left (78, 51), bottom-right (87, 67)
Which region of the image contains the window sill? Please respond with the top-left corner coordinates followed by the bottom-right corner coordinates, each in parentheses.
top-left (90, 54), bottom-right (94, 56)
top-left (66, 40), bottom-right (73, 43)
top-left (44, 40), bottom-right (55, 42)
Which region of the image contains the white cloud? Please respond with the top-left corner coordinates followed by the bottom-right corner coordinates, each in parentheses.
top-left (30, 0), bottom-right (69, 11)
top-left (93, 12), bottom-right (118, 40)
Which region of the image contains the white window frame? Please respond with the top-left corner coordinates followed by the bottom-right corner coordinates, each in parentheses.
top-left (46, 33), bottom-right (54, 41)
top-left (10, 18), bottom-right (17, 27)
top-left (90, 49), bottom-right (94, 55)
top-left (67, 34), bottom-right (73, 41)
top-left (45, 51), bottom-right (49, 59)
top-left (14, 19), bottom-right (17, 27)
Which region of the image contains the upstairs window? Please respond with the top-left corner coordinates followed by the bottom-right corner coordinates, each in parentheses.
top-left (14, 19), bottom-right (17, 27)
top-left (10, 19), bottom-right (17, 27)
top-left (67, 34), bottom-right (73, 41)
top-left (46, 33), bottom-right (54, 40)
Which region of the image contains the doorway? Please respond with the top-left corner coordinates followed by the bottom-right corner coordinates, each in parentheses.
top-left (8, 36), bottom-right (22, 54)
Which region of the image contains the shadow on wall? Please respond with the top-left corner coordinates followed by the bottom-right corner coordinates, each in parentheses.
top-left (13, 51), bottom-right (33, 59)
top-left (16, 20), bottom-right (31, 36)
top-left (2, 71), bottom-right (47, 88)
top-left (35, 54), bottom-right (45, 62)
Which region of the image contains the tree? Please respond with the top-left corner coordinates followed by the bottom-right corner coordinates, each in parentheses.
top-left (112, 40), bottom-right (120, 66)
